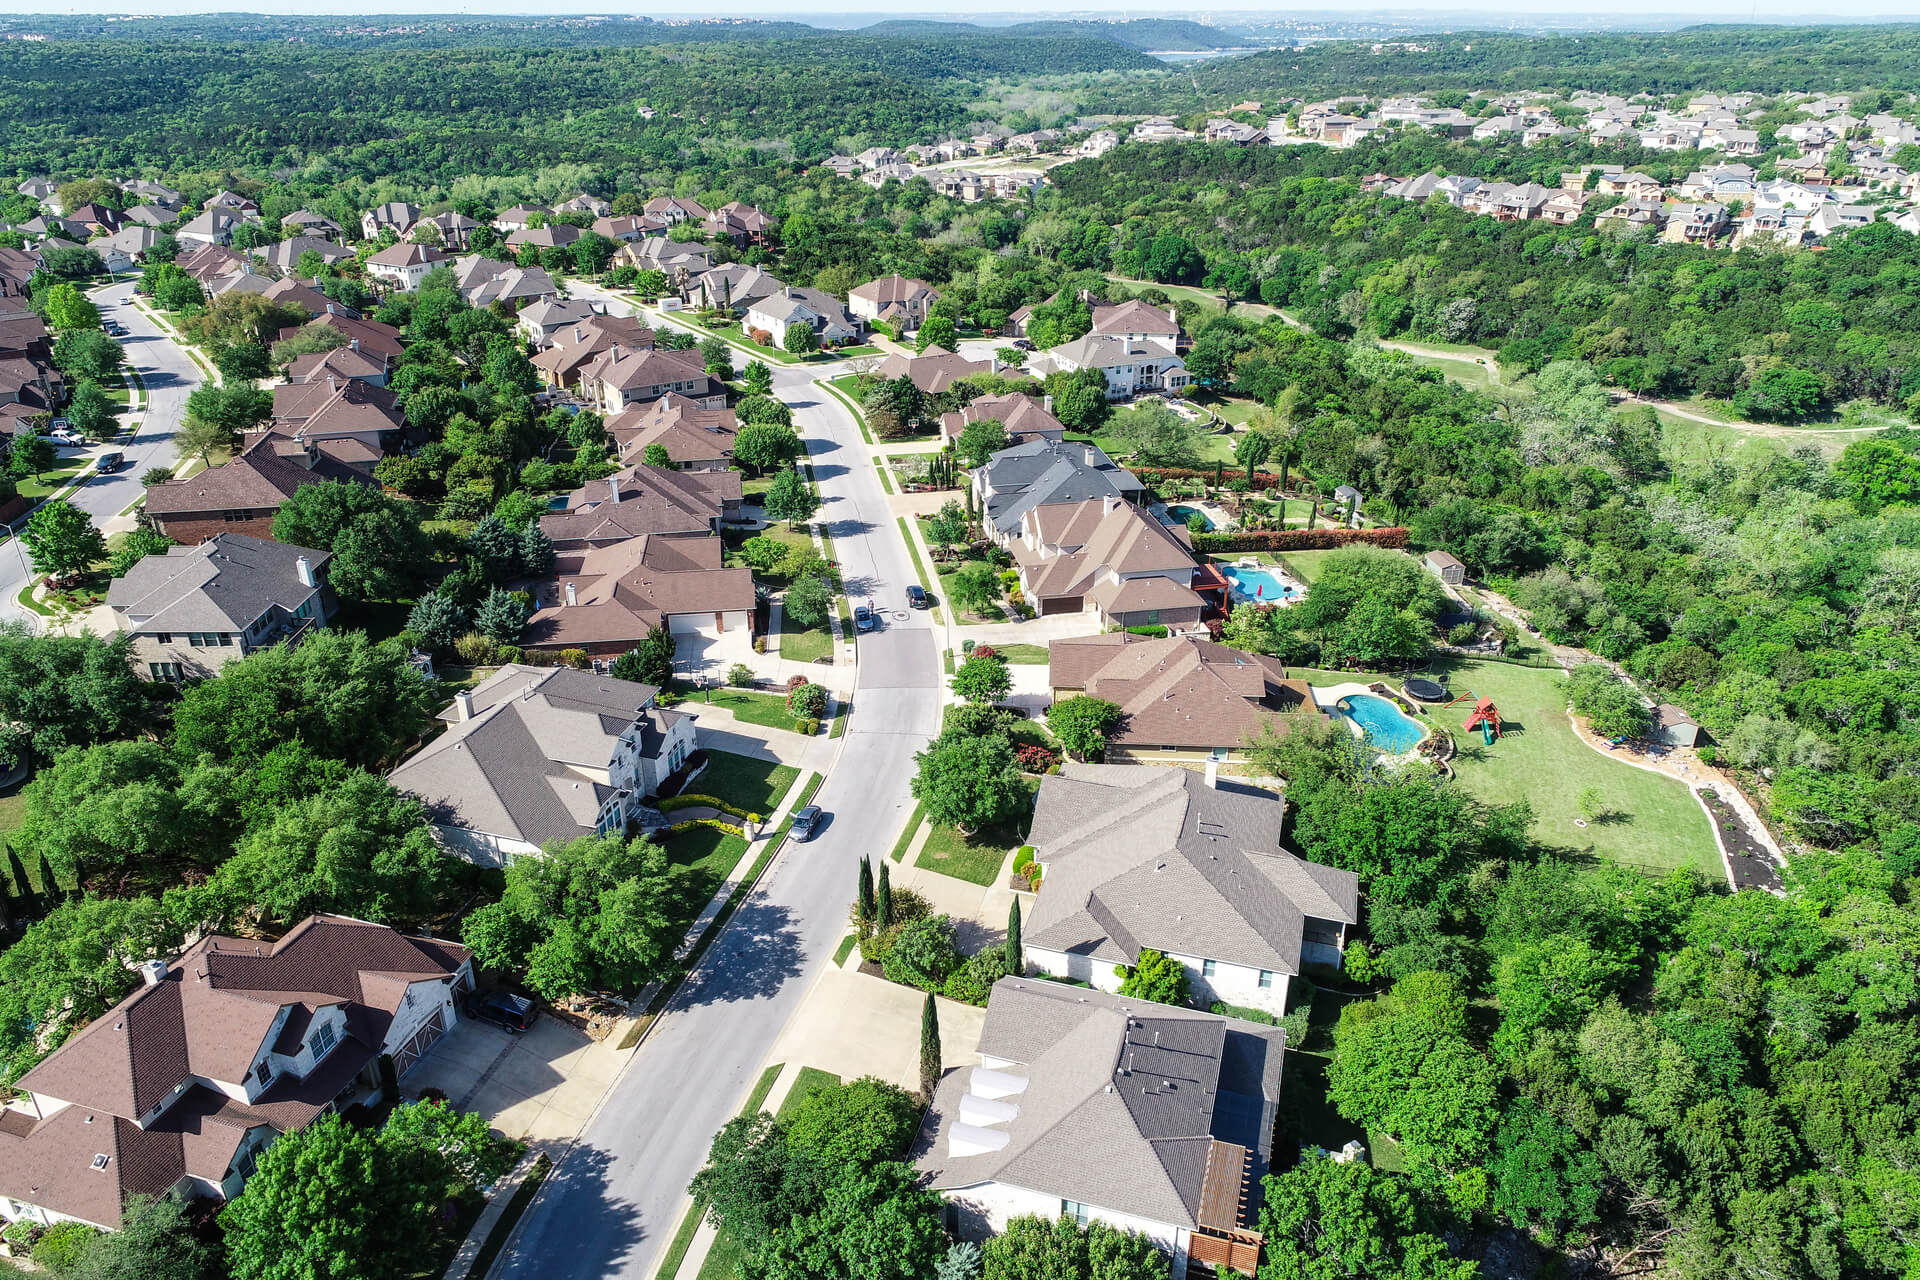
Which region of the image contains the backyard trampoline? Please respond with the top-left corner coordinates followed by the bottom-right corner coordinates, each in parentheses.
top-left (1403, 677), bottom-right (1450, 702)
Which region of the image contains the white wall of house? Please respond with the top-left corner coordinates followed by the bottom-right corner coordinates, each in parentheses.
top-left (430, 823), bottom-right (542, 868)
top-left (940, 1179), bottom-right (1187, 1276)
top-left (1160, 949), bottom-right (1291, 1018)
top-left (1024, 946), bottom-right (1126, 993)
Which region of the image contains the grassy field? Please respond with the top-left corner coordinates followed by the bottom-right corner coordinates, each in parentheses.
top-left (1656, 409), bottom-right (1870, 464)
top-left (17, 454), bottom-right (91, 502)
top-left (1189, 390), bottom-right (1263, 426)
top-left (660, 825), bottom-right (754, 938)
top-left (1434, 658), bottom-right (1719, 877)
top-left (1080, 406), bottom-right (1238, 466)
top-left (1275, 550), bottom-right (1342, 584)
top-left (0, 787), bottom-right (26, 843)
top-left (692, 750), bottom-right (800, 817)
top-left (721, 524), bottom-right (813, 583)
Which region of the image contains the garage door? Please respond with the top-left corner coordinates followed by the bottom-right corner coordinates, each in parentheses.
top-left (392, 1009), bottom-right (446, 1076)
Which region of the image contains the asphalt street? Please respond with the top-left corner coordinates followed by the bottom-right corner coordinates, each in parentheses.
top-left (498, 285), bottom-right (945, 1280)
top-left (0, 282), bottom-right (200, 623)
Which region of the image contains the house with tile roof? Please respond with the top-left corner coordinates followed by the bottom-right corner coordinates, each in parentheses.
top-left (521, 533), bottom-right (754, 660)
top-left (643, 195), bottom-right (710, 225)
top-left (974, 438), bottom-right (1143, 538)
top-left (1009, 496), bottom-right (1207, 628)
top-left (279, 209), bottom-right (343, 240)
top-left (515, 297), bottom-right (602, 346)
top-left (107, 533), bottom-right (334, 681)
top-left (261, 377), bottom-right (408, 471)
top-left (389, 664), bottom-right (696, 865)
top-left (916, 975), bottom-right (1283, 1276)
top-left (286, 343), bottom-right (390, 388)
top-left (0, 915), bottom-right (471, 1230)
top-left (1047, 635), bottom-right (1311, 765)
top-left (277, 311), bottom-right (405, 367)
top-left (1090, 299), bottom-right (1180, 347)
top-left (143, 434), bottom-right (376, 544)
top-left (539, 464), bottom-right (741, 549)
top-left (608, 393), bottom-right (739, 471)
top-left (687, 264), bottom-right (786, 316)
top-left (703, 201), bottom-right (773, 246)
top-left (1018, 763), bottom-right (1357, 1014)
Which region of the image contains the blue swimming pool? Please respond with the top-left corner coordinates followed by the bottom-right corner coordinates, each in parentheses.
top-left (1221, 564), bottom-right (1297, 601)
top-left (1168, 505), bottom-right (1212, 531)
top-left (1337, 693), bottom-right (1428, 753)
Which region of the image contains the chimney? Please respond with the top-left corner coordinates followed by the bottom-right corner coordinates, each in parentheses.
top-left (1103, 493), bottom-right (1119, 515)
top-left (1043, 394), bottom-right (1053, 414)
top-left (564, 582), bottom-right (577, 606)
top-left (609, 474), bottom-right (621, 502)
top-left (139, 959), bottom-right (168, 987)
top-left (295, 556), bottom-right (315, 588)
top-left (328, 374), bottom-right (337, 393)
top-left (455, 690), bottom-right (476, 720)
top-left (349, 338), bottom-right (359, 352)
top-left (1205, 757), bottom-right (1219, 790)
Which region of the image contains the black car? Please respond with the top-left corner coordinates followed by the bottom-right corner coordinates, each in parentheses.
top-left (470, 990), bottom-right (536, 1033)
top-left (905, 584), bottom-right (928, 610)
top-left (789, 805), bottom-right (823, 841)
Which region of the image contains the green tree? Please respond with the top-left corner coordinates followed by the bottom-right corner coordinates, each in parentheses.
top-left (699, 335), bottom-right (734, 377)
top-left (271, 482), bottom-right (432, 603)
top-left (785, 570), bottom-right (834, 628)
top-left (460, 833), bottom-right (677, 998)
top-left (108, 526), bottom-right (173, 576)
top-left (982, 1214), bottom-right (1169, 1280)
top-left (184, 384), bottom-right (273, 445)
top-left (783, 323), bottom-right (820, 356)
top-left (948, 561), bottom-right (1001, 614)
top-left (957, 418), bottom-right (1009, 467)
top-left (857, 854), bottom-right (876, 930)
top-left (755, 1161), bottom-right (948, 1280)
top-left (764, 467), bottom-right (821, 527)
top-left (21, 499), bottom-right (106, 579)
top-left (742, 360), bottom-right (774, 395)
top-left (378, 1097), bottom-right (517, 1188)
top-left (1235, 428), bottom-right (1272, 483)
top-left (920, 990), bottom-right (942, 1099)
top-left (172, 414), bottom-right (231, 468)
top-left (917, 314), bottom-right (959, 353)
top-left (1116, 948), bottom-right (1190, 1006)
top-left (473, 587), bottom-right (528, 645)
top-left (1045, 695), bottom-right (1122, 761)
top-left (611, 624), bottom-right (676, 688)
top-left (5, 434), bottom-right (56, 481)
top-left (734, 420), bottom-right (803, 473)
top-left (1257, 1153), bottom-right (1477, 1280)
top-left (70, 1193), bottom-right (213, 1280)
top-left (642, 442), bottom-right (674, 469)
top-left (50, 328), bottom-right (124, 381)
top-left (1563, 663), bottom-right (1651, 739)
top-left (66, 379), bottom-right (117, 439)
top-left (925, 500), bottom-right (969, 554)
top-left (406, 592), bottom-right (469, 652)
top-left (911, 730), bottom-right (1026, 833)
top-left (41, 282), bottom-right (100, 332)
top-left (951, 653), bottom-right (1012, 704)
top-left (0, 625), bottom-right (148, 761)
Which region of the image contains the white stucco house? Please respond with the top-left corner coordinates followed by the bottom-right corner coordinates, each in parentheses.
top-left (1033, 334), bottom-right (1190, 400)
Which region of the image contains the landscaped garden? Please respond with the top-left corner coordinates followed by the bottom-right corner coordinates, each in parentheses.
top-left (685, 749), bottom-right (799, 817)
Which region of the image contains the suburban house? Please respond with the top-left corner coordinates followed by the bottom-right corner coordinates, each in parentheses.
top-left (1091, 299), bottom-right (1181, 347)
top-left (505, 223), bottom-right (581, 253)
top-left (143, 435), bottom-right (376, 543)
top-left (407, 211), bottom-right (479, 249)
top-left (175, 209), bottom-right (246, 248)
top-left (491, 204), bottom-right (552, 233)
top-left (974, 438), bottom-right (1144, 538)
top-left (279, 312), bottom-right (405, 371)
top-left (107, 534), bottom-right (334, 681)
top-left (389, 665), bottom-right (696, 865)
top-left (1047, 635), bottom-right (1312, 765)
top-left (592, 214), bottom-right (667, 243)
top-left (1009, 497), bottom-right (1209, 628)
top-left (539, 464), bottom-right (742, 549)
top-left (449, 255), bottom-right (558, 308)
top-left (608, 394), bottom-right (739, 470)
top-left (1020, 763), bottom-right (1358, 1014)
top-left (530, 316), bottom-right (658, 391)
top-left (361, 201), bottom-right (419, 239)
top-left (582, 346), bottom-right (726, 414)
top-left (1033, 334), bottom-right (1190, 400)
top-left (688, 264), bottom-right (786, 315)
top-left (874, 345), bottom-right (994, 395)
top-left (743, 287), bottom-right (861, 347)
top-left (287, 343), bottom-right (391, 388)
top-left (516, 297), bottom-right (602, 346)
top-left (249, 235), bottom-right (356, 275)
top-left (265, 377), bottom-right (408, 470)
top-left (916, 976), bottom-right (1283, 1277)
top-left (939, 392), bottom-right (1066, 447)
top-left (848, 275), bottom-right (940, 332)
top-left (280, 209), bottom-right (344, 240)
top-left (522, 534), bottom-right (755, 661)
top-left (364, 242), bottom-right (448, 290)
top-left (704, 201), bottom-right (773, 246)
top-left (0, 915), bottom-right (472, 1231)
top-left (643, 195), bottom-right (709, 225)
top-left (1423, 549), bottom-right (1466, 585)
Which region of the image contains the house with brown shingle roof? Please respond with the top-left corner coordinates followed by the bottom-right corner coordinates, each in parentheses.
top-left (286, 343), bottom-right (389, 388)
top-left (144, 434), bottom-right (376, 544)
top-left (703, 201), bottom-right (773, 246)
top-left (1011, 496), bottom-right (1206, 627)
top-left (873, 344), bottom-right (994, 395)
top-left (582, 346), bottom-right (725, 414)
top-left (260, 377), bottom-right (407, 472)
top-left (608, 393), bottom-right (739, 471)
top-left (522, 534), bottom-right (754, 659)
top-left (848, 274), bottom-right (939, 332)
top-left (643, 195), bottom-right (709, 225)
top-left (277, 312), bottom-right (405, 367)
top-left (938, 392), bottom-right (1063, 447)
top-left (539, 464), bottom-right (741, 549)
top-left (529, 316), bottom-right (657, 392)
top-left (364, 242), bottom-right (448, 290)
top-left (1090, 298), bottom-right (1180, 347)
top-left (0, 915), bottom-right (471, 1230)
top-left (1048, 634), bottom-right (1310, 765)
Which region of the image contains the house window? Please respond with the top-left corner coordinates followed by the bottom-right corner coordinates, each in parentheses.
top-left (254, 1060), bottom-right (273, 1087)
top-left (307, 1021), bottom-right (337, 1060)
top-left (1258, 970), bottom-right (1274, 990)
top-left (153, 632), bottom-right (172, 644)
top-left (1062, 1200), bottom-right (1090, 1227)
top-left (148, 662), bottom-right (183, 681)
top-left (1202, 959), bottom-right (1217, 979)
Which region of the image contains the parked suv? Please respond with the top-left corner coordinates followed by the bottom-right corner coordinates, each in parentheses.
top-left (905, 584), bottom-right (928, 610)
top-left (469, 990), bottom-right (536, 1033)
top-left (95, 452), bottom-right (124, 473)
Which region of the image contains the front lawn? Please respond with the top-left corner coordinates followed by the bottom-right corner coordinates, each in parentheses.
top-left (691, 749), bottom-right (800, 816)
top-left (778, 612), bottom-right (835, 663)
top-left (1436, 658), bottom-right (1719, 878)
top-left (721, 523), bottom-right (813, 584)
top-left (986, 643), bottom-right (1049, 665)
top-left (660, 824), bottom-right (754, 944)
top-left (15, 455), bottom-right (91, 502)
top-left (915, 822), bottom-right (1015, 887)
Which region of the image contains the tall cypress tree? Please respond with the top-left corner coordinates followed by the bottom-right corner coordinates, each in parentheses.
top-left (875, 860), bottom-right (893, 929)
top-left (920, 991), bottom-right (941, 1101)
top-left (37, 852), bottom-right (58, 904)
top-left (856, 855), bottom-right (876, 931)
top-left (1004, 898), bottom-right (1022, 974)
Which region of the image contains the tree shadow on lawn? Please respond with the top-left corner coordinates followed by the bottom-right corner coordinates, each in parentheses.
top-left (677, 898), bottom-right (803, 1006)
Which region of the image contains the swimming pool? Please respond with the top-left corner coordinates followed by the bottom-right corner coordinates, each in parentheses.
top-left (1336, 693), bottom-right (1428, 753)
top-left (1221, 563), bottom-right (1297, 602)
top-left (1168, 505), bottom-right (1212, 531)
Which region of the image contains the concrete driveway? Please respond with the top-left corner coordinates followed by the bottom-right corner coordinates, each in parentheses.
top-left (405, 1014), bottom-right (624, 1146)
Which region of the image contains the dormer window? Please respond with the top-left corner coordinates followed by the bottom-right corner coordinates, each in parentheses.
top-left (255, 1060), bottom-right (273, 1087)
top-left (307, 1021), bottom-right (337, 1060)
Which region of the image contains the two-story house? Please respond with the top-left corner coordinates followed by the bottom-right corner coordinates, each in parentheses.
top-left (107, 534), bottom-right (334, 681)
top-left (1018, 763), bottom-right (1358, 1015)
top-left (142, 434), bottom-right (377, 544)
top-left (0, 915), bottom-right (471, 1231)
top-left (538, 463), bottom-right (742, 550)
top-left (1032, 334), bottom-right (1190, 400)
top-left (583, 346), bottom-right (726, 414)
top-left (743, 287), bottom-right (861, 348)
top-left (848, 275), bottom-right (940, 333)
top-left (364, 242), bottom-right (449, 290)
top-left (1009, 496), bottom-right (1207, 628)
top-left (974, 438), bottom-right (1144, 539)
top-left (389, 664), bottom-right (698, 865)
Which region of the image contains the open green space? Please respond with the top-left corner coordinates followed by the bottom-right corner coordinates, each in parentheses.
top-left (1189, 390), bottom-right (1262, 426)
top-left (1274, 549), bottom-right (1341, 585)
top-left (720, 523), bottom-right (813, 583)
top-left (15, 454), bottom-right (91, 503)
top-left (689, 749), bottom-right (800, 817)
top-left (915, 821), bottom-right (1013, 886)
top-left (0, 787), bottom-right (26, 844)
top-left (1434, 658), bottom-right (1719, 878)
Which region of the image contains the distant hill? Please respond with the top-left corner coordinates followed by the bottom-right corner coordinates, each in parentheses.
top-left (1003, 19), bottom-right (1243, 50)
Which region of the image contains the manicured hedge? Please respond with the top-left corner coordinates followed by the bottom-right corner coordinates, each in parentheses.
top-left (1191, 527), bottom-right (1410, 553)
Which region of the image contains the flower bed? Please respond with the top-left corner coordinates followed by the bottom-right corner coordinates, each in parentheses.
top-left (1190, 527), bottom-right (1409, 553)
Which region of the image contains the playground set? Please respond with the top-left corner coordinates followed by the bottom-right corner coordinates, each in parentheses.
top-left (1456, 695), bottom-right (1504, 744)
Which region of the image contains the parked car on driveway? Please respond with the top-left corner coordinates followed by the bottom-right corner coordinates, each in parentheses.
top-left (470, 990), bottom-right (536, 1033)
top-left (789, 805), bottom-right (823, 841)
top-left (905, 584), bottom-right (928, 610)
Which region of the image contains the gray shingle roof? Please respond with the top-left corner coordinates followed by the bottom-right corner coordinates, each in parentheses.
top-left (980, 439), bottom-right (1142, 534)
top-left (106, 533), bottom-right (328, 634)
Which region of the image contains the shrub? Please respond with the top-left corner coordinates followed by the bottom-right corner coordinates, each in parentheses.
top-left (1013, 742), bottom-right (1060, 773)
top-left (1278, 1005), bottom-right (1312, 1047)
top-left (32, 1220), bottom-right (96, 1272)
top-left (943, 948), bottom-right (1011, 1005)
top-left (793, 717), bottom-right (819, 735)
top-left (787, 681), bottom-right (828, 718)
top-left (657, 794), bottom-right (761, 822)
top-left (727, 663), bottom-right (756, 688)
top-left (1125, 625), bottom-right (1169, 638)
top-left (454, 632), bottom-right (499, 665)
top-left (559, 647), bottom-right (590, 669)
top-left (1011, 845), bottom-right (1035, 874)
top-left (1190, 527), bottom-right (1410, 553)
top-left (1116, 948), bottom-right (1190, 1006)
top-left (665, 818), bottom-right (745, 838)
top-left (882, 913), bottom-right (961, 990)
top-left (856, 888), bottom-right (932, 963)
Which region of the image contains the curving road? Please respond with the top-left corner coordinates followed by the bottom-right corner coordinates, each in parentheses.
top-left (0, 282), bottom-right (202, 623)
top-left (495, 283), bottom-right (944, 1280)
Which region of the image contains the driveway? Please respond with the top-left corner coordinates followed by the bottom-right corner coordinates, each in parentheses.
top-left (0, 283), bottom-right (201, 624)
top-left (404, 1014), bottom-right (625, 1147)
top-left (498, 279), bottom-right (944, 1280)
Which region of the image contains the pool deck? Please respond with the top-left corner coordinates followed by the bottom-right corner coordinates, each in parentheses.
top-left (1309, 682), bottom-right (1433, 754)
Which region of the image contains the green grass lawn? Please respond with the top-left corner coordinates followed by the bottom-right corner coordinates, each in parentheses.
top-left (937, 565), bottom-right (1003, 623)
top-left (916, 821), bottom-right (1015, 886)
top-left (16, 455), bottom-right (91, 502)
top-left (889, 800), bottom-right (926, 863)
top-left (659, 824), bottom-right (754, 941)
top-left (1082, 406), bottom-right (1239, 466)
top-left (690, 749), bottom-right (800, 816)
top-left (1275, 550), bottom-right (1342, 585)
top-left (721, 524), bottom-right (813, 584)
top-left (1435, 658), bottom-right (1719, 877)
top-left (1196, 392), bottom-right (1262, 427)
top-left (775, 1066), bottom-right (841, 1119)
top-left (836, 344), bottom-right (883, 357)
top-left (778, 612), bottom-right (835, 663)
top-left (0, 787), bottom-right (26, 844)
top-left (986, 643), bottom-right (1049, 665)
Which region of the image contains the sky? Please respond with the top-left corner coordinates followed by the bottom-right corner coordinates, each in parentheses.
top-left (13, 1), bottom-right (1920, 18)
